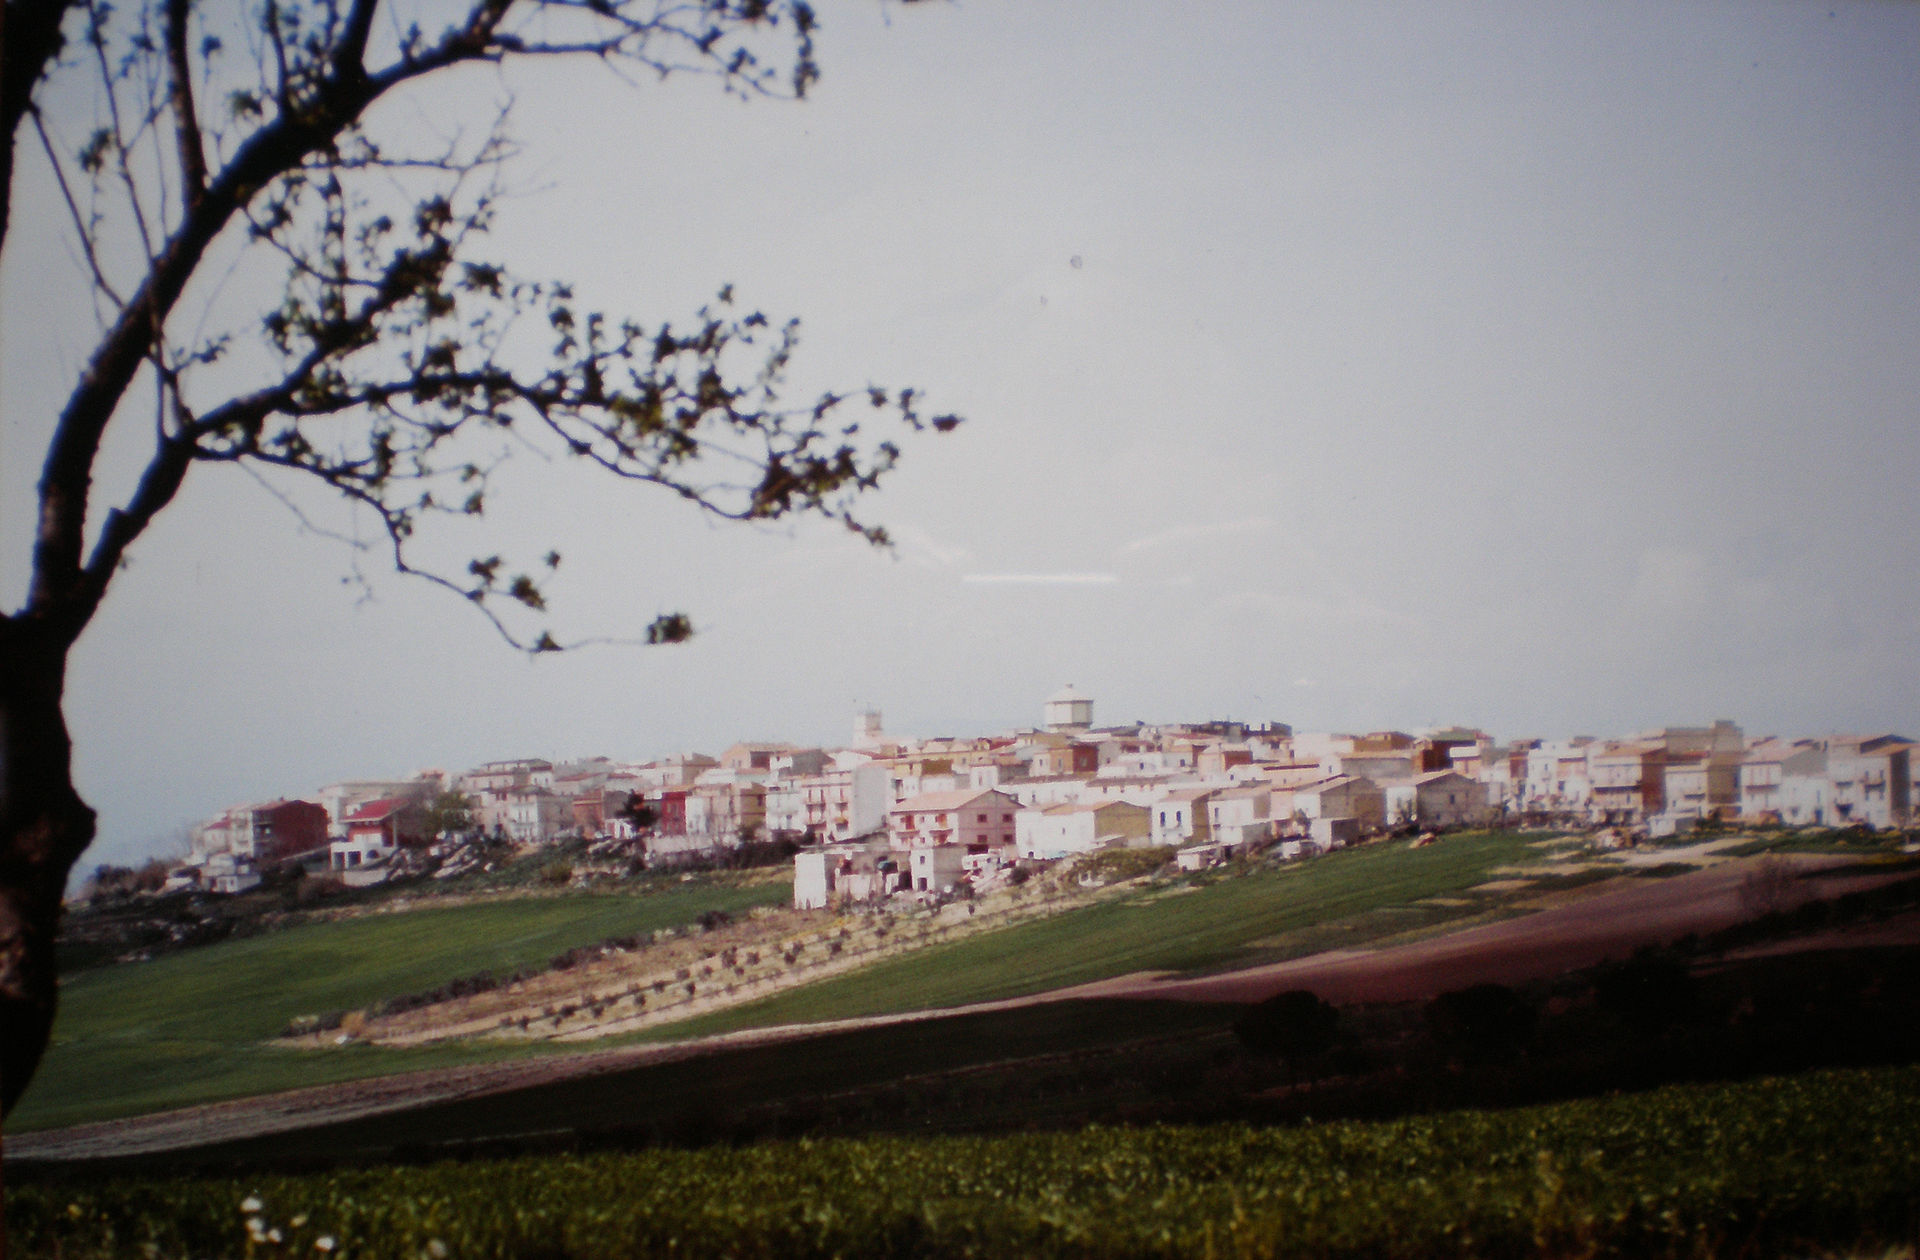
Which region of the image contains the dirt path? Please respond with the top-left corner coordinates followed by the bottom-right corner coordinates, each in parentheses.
top-left (10, 852), bottom-right (1912, 1165)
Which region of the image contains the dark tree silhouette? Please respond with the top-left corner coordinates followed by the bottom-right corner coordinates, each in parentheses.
top-left (1593, 952), bottom-right (1701, 1035)
top-left (1424, 983), bottom-right (1537, 1064)
top-left (1233, 988), bottom-right (1341, 1077)
top-left (0, 0), bottom-right (952, 1115)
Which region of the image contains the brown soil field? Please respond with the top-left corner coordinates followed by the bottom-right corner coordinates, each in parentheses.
top-left (1062, 854), bottom-right (1911, 1005)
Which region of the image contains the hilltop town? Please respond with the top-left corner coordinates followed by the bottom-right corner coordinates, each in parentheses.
top-left (136, 687), bottom-right (1913, 911)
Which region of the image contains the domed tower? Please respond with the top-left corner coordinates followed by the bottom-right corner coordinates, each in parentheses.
top-left (1044, 684), bottom-right (1093, 733)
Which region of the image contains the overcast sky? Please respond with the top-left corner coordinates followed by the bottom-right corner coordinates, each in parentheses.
top-left (5, 0), bottom-right (1919, 871)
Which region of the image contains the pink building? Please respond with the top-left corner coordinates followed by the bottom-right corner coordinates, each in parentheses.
top-left (888, 788), bottom-right (1020, 852)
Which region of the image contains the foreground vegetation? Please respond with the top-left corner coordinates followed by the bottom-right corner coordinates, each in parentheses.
top-left (14, 878), bottom-right (789, 1130)
top-left (12, 1065), bottom-right (1919, 1258)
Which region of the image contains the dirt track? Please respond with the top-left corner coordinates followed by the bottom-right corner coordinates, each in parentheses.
top-left (9, 853), bottom-right (1913, 1165)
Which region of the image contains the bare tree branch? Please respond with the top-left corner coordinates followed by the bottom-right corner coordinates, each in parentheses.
top-left (162, 0), bottom-right (208, 207)
top-left (0, 0), bottom-right (80, 251)
top-left (27, 107), bottom-right (125, 308)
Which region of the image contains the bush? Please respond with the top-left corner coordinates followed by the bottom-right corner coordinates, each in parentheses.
top-left (1425, 983), bottom-right (1536, 1062)
top-left (294, 875), bottom-right (345, 904)
top-left (1593, 953), bottom-right (1701, 1034)
top-left (540, 862), bottom-right (574, 886)
top-left (1071, 846), bottom-right (1176, 884)
top-left (1232, 989), bottom-right (1340, 1063)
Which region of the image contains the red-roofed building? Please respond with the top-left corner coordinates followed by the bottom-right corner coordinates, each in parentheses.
top-left (330, 797), bottom-right (426, 871)
top-left (235, 799), bottom-right (329, 862)
top-left (888, 788), bottom-right (1020, 852)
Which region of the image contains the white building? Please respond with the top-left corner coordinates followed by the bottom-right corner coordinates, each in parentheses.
top-left (506, 788), bottom-right (569, 844)
top-left (1152, 787), bottom-right (1217, 847)
top-left (1740, 739), bottom-right (1825, 820)
top-left (202, 851), bottom-right (260, 894)
top-left (1827, 736), bottom-right (1913, 829)
top-left (1523, 739), bottom-right (1595, 812)
top-left (907, 843), bottom-right (968, 895)
top-left (793, 850), bottom-right (833, 910)
top-left (793, 763), bottom-right (895, 842)
top-left (1207, 786), bottom-right (1272, 848)
top-left (1014, 801), bottom-right (1150, 860)
top-left (764, 783), bottom-right (806, 837)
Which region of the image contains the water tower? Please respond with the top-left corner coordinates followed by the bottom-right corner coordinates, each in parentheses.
top-left (1044, 684), bottom-right (1093, 732)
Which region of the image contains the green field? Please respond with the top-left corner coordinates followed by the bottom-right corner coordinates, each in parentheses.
top-left (650, 831), bottom-right (1546, 1039)
top-left (13, 879), bottom-right (789, 1131)
top-left (17, 833), bottom-right (1554, 1131)
top-left (12, 1065), bottom-right (1918, 1259)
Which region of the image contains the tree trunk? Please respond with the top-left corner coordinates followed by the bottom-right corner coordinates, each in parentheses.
top-left (0, 621), bottom-right (95, 1118)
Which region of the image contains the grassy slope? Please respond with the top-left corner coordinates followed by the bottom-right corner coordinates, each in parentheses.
top-left (653, 831), bottom-right (1543, 1039)
top-left (13, 880), bottom-right (789, 1131)
top-left (17, 832), bottom-right (1547, 1131)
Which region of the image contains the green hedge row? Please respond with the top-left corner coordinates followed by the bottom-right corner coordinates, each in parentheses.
top-left (11, 1064), bottom-right (1919, 1258)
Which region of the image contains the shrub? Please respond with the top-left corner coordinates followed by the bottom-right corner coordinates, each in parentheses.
top-left (1593, 953), bottom-right (1701, 1034)
top-left (1425, 983), bottom-right (1537, 1062)
top-left (1739, 853), bottom-right (1803, 917)
top-left (1232, 989), bottom-right (1340, 1064)
top-left (1071, 846), bottom-right (1177, 884)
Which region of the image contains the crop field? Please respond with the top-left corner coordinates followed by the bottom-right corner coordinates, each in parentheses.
top-left (13, 879), bottom-right (790, 1131)
top-left (650, 831), bottom-right (1549, 1038)
top-left (12, 1065), bottom-right (1919, 1259)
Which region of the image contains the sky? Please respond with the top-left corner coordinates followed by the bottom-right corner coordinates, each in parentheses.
top-left (4, 0), bottom-right (1919, 871)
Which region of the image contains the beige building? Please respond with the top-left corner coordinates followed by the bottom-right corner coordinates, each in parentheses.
top-left (1291, 775), bottom-right (1385, 830)
top-left (1015, 801), bottom-right (1150, 859)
